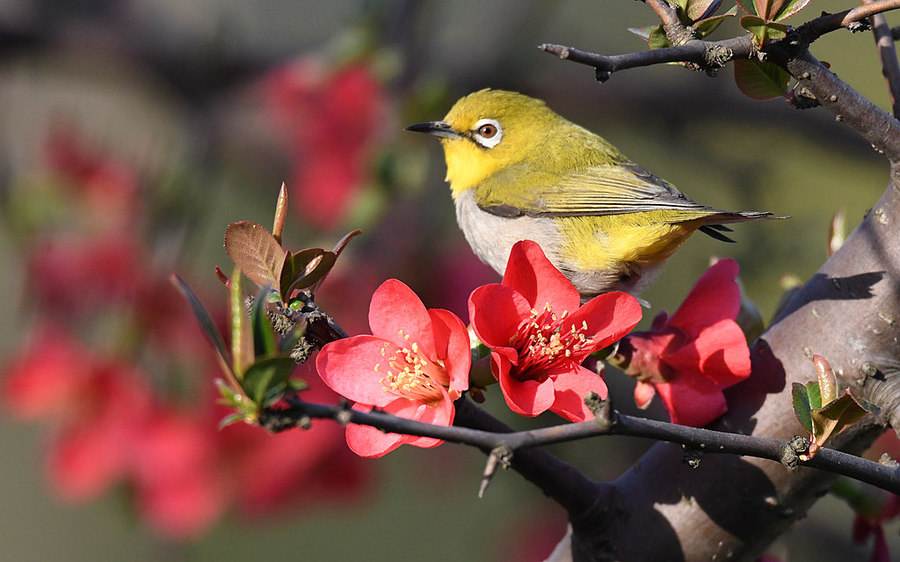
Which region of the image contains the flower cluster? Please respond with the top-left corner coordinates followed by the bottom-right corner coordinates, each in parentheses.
top-left (317, 243), bottom-right (756, 456)
top-left (3, 129), bottom-right (370, 538)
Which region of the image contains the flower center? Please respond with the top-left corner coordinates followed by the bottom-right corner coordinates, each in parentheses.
top-left (376, 331), bottom-right (447, 403)
top-left (509, 305), bottom-right (593, 380)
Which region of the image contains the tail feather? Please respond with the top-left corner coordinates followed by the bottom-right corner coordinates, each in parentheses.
top-left (697, 210), bottom-right (785, 243)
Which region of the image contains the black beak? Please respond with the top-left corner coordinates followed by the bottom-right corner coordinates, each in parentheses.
top-left (405, 121), bottom-right (463, 139)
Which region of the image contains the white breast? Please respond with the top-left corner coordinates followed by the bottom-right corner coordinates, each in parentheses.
top-left (454, 190), bottom-right (564, 276)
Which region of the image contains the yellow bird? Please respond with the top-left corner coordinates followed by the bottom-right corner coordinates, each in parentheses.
top-left (407, 89), bottom-right (774, 297)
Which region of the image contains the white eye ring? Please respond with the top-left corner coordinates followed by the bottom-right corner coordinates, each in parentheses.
top-left (472, 118), bottom-right (503, 149)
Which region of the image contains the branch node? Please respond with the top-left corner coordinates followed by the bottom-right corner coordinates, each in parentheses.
top-left (704, 44), bottom-right (733, 69)
top-left (880, 453), bottom-right (900, 468)
top-left (478, 445), bottom-right (513, 498)
top-left (682, 445), bottom-right (703, 469)
top-left (781, 435), bottom-right (811, 470)
top-left (585, 392), bottom-right (613, 430)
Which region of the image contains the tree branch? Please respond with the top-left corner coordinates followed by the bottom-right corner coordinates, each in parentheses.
top-left (541, 7), bottom-right (900, 163)
top-left (540, 0), bottom-right (900, 82)
top-left (863, 0), bottom-right (900, 117)
top-left (257, 396), bottom-right (900, 495)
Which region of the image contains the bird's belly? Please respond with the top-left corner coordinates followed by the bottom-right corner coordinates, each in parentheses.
top-left (454, 190), bottom-right (564, 276)
top-left (453, 193), bottom-right (691, 297)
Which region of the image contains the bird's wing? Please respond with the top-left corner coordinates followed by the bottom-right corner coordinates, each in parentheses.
top-left (475, 162), bottom-right (715, 218)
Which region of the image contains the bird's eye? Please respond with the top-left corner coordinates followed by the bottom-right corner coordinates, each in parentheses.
top-left (478, 123), bottom-right (497, 138)
top-left (472, 118), bottom-right (503, 149)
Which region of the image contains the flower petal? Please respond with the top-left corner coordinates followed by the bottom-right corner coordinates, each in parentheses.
top-left (406, 387), bottom-right (455, 449)
top-left (368, 279), bottom-right (435, 358)
top-left (654, 377), bottom-right (727, 427)
top-left (495, 354), bottom-right (554, 417)
top-left (665, 319), bottom-right (751, 388)
top-left (428, 308), bottom-right (470, 398)
top-left (502, 240), bottom-right (580, 313)
top-left (669, 259), bottom-right (740, 335)
top-left (316, 335), bottom-right (396, 408)
top-left (563, 291), bottom-right (643, 359)
top-left (345, 402), bottom-right (411, 458)
top-left (468, 283), bottom-right (531, 349)
top-left (549, 365), bottom-right (608, 422)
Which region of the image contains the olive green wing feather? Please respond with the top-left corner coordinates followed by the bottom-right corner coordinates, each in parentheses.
top-left (474, 163), bottom-right (773, 236)
top-left (474, 162), bottom-right (714, 218)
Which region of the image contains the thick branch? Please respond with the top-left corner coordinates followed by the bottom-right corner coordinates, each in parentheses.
top-left (783, 50), bottom-right (900, 162)
top-left (569, 168), bottom-right (900, 561)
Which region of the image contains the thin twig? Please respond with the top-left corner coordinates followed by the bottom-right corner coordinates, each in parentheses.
top-left (864, 0), bottom-right (900, 117)
top-left (259, 398), bottom-right (900, 494)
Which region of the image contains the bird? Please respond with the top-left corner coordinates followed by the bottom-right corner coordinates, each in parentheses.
top-left (406, 89), bottom-right (775, 298)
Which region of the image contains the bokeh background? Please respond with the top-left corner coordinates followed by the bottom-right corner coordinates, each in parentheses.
top-left (0, 1), bottom-right (898, 560)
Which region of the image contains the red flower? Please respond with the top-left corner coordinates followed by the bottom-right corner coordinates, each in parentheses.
top-left (316, 279), bottom-right (470, 457)
top-left (468, 241), bottom-right (642, 422)
top-left (616, 259), bottom-right (751, 427)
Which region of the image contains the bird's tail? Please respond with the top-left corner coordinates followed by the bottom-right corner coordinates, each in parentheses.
top-left (697, 210), bottom-right (784, 243)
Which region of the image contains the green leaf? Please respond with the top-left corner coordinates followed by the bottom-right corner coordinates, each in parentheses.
top-left (775, 0), bottom-right (810, 21)
top-left (792, 383), bottom-right (813, 432)
top-left (694, 6), bottom-right (737, 38)
top-left (733, 59), bottom-right (790, 100)
top-left (805, 381), bottom-right (822, 410)
top-left (252, 287), bottom-right (278, 358)
top-left (740, 15), bottom-right (788, 45)
top-left (811, 390), bottom-right (870, 448)
top-left (218, 413), bottom-right (247, 429)
top-left (224, 221), bottom-right (287, 289)
top-left (242, 356), bottom-right (297, 405)
top-left (229, 268), bottom-right (253, 377)
top-left (172, 274), bottom-right (234, 375)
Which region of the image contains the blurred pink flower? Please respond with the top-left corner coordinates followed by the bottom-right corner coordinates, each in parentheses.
top-left (264, 61), bottom-right (385, 230)
top-left (44, 124), bottom-right (140, 229)
top-left (27, 235), bottom-right (143, 312)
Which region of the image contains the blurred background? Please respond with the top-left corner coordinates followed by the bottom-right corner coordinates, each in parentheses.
top-left (0, 0), bottom-right (898, 560)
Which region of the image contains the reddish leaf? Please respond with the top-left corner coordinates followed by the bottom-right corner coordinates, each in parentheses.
top-left (812, 390), bottom-right (869, 448)
top-left (272, 182), bottom-right (289, 245)
top-left (775, 0), bottom-right (811, 21)
top-left (224, 221), bottom-right (286, 289)
top-left (813, 354), bottom-right (838, 405)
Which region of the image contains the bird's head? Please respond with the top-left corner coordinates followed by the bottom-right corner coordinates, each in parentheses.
top-left (407, 89), bottom-right (566, 197)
